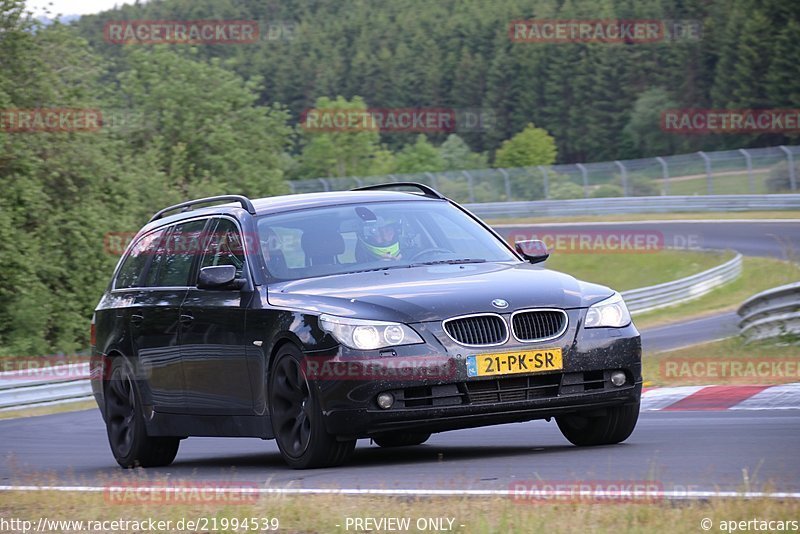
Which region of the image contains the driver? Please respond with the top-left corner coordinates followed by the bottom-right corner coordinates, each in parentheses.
top-left (356, 216), bottom-right (403, 261)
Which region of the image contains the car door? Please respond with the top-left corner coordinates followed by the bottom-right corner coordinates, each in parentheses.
top-left (116, 226), bottom-right (185, 413)
top-left (179, 217), bottom-right (254, 415)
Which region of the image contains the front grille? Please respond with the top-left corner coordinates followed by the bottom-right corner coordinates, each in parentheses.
top-left (443, 314), bottom-right (508, 346)
top-left (512, 309), bottom-right (567, 341)
top-left (383, 371), bottom-right (633, 410)
top-left (465, 374), bottom-right (561, 404)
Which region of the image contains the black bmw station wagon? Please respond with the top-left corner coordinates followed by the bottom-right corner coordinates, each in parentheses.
top-left (91, 183), bottom-right (641, 469)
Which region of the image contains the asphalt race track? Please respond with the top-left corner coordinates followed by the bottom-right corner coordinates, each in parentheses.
top-left (1, 408), bottom-right (799, 493)
top-left (640, 312), bottom-right (739, 353)
top-left (496, 219), bottom-right (800, 352)
top-left (1, 220), bottom-right (798, 494)
top-left (494, 219), bottom-right (800, 260)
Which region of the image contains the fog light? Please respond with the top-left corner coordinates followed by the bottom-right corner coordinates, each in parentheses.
top-left (377, 392), bottom-right (394, 409)
top-left (610, 371), bottom-right (626, 387)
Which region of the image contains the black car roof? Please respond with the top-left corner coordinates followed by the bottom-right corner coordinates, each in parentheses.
top-left (139, 190), bottom-right (443, 234)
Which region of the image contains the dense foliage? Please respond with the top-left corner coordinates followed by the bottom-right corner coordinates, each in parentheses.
top-left (1, 0), bottom-right (798, 353)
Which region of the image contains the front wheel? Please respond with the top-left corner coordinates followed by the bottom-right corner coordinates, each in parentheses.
top-left (269, 345), bottom-right (355, 469)
top-left (105, 357), bottom-right (179, 468)
top-left (556, 402), bottom-right (639, 446)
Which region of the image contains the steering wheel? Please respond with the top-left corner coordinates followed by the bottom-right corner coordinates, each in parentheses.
top-left (409, 248), bottom-right (453, 262)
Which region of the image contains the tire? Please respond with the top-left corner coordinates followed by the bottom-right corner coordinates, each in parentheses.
top-left (373, 431), bottom-right (431, 448)
top-left (104, 357), bottom-right (179, 468)
top-left (556, 402), bottom-right (640, 447)
top-left (269, 345), bottom-right (356, 469)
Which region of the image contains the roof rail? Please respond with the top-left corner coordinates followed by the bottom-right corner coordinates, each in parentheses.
top-left (149, 195), bottom-right (257, 223)
top-left (350, 182), bottom-right (446, 200)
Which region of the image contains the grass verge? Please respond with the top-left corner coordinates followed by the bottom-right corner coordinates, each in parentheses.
top-left (0, 400), bottom-right (96, 421)
top-left (632, 256), bottom-right (800, 330)
top-left (1, 490), bottom-right (799, 533)
top-left (545, 250), bottom-right (733, 292)
top-left (643, 336), bottom-right (800, 387)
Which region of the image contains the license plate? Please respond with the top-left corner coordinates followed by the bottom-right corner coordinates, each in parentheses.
top-left (466, 348), bottom-right (563, 378)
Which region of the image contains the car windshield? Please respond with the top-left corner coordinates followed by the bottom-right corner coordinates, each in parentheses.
top-left (257, 200), bottom-right (518, 280)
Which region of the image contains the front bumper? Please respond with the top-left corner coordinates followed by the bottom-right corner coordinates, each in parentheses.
top-left (310, 317), bottom-right (642, 438)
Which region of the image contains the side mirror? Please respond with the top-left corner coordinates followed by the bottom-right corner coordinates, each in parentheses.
top-left (197, 265), bottom-right (244, 290)
top-left (515, 239), bottom-right (549, 264)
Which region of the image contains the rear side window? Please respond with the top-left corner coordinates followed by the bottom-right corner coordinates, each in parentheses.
top-left (150, 219), bottom-right (208, 287)
top-left (114, 229), bottom-right (167, 289)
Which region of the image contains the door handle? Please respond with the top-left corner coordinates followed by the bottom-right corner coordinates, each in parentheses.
top-left (179, 313), bottom-right (194, 324)
top-left (130, 314), bottom-right (144, 326)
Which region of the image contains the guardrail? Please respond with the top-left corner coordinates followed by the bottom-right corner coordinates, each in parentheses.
top-left (0, 252), bottom-right (744, 411)
top-left (737, 282), bottom-right (800, 342)
top-left (623, 252), bottom-right (743, 315)
top-left (0, 363), bottom-right (93, 412)
top-left (465, 194), bottom-right (800, 219)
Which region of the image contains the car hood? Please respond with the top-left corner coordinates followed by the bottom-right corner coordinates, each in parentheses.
top-left (267, 262), bottom-right (615, 323)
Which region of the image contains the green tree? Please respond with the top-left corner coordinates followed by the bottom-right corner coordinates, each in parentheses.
top-left (394, 135), bottom-right (446, 174)
top-left (296, 95), bottom-right (386, 178)
top-left (438, 134), bottom-right (487, 170)
top-left (115, 47), bottom-right (292, 198)
top-left (494, 123), bottom-right (557, 168)
top-left (622, 88), bottom-right (685, 157)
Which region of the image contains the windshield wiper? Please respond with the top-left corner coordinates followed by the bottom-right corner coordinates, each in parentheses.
top-left (342, 264), bottom-right (414, 274)
top-left (410, 258), bottom-right (487, 267)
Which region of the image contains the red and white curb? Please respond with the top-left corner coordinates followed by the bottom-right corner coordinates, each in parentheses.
top-left (642, 383), bottom-right (800, 411)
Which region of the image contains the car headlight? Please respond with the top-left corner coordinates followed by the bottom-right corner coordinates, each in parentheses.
top-left (319, 314), bottom-right (424, 350)
top-left (584, 292), bottom-right (631, 328)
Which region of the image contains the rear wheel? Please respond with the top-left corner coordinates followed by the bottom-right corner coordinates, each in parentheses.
top-left (556, 402), bottom-right (639, 446)
top-left (105, 357), bottom-right (179, 468)
top-left (373, 431), bottom-right (431, 448)
top-left (269, 345), bottom-right (355, 469)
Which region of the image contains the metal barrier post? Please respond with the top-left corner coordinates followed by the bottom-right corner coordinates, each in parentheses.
top-left (698, 151), bottom-right (713, 194)
top-left (739, 148), bottom-right (754, 193)
top-left (538, 166), bottom-right (550, 199)
top-left (614, 161), bottom-right (628, 196)
top-left (462, 170), bottom-right (475, 203)
top-left (425, 172), bottom-right (439, 191)
top-left (576, 163), bottom-right (589, 198)
top-left (498, 168), bottom-right (512, 201)
top-left (779, 146), bottom-right (797, 191)
top-left (656, 156), bottom-right (669, 195)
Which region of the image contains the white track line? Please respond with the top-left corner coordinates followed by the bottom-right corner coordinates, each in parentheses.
top-left (0, 485), bottom-right (798, 500)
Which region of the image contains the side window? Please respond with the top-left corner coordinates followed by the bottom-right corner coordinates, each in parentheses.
top-left (199, 218), bottom-right (246, 278)
top-left (114, 229), bottom-right (167, 289)
top-left (151, 219), bottom-right (208, 287)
